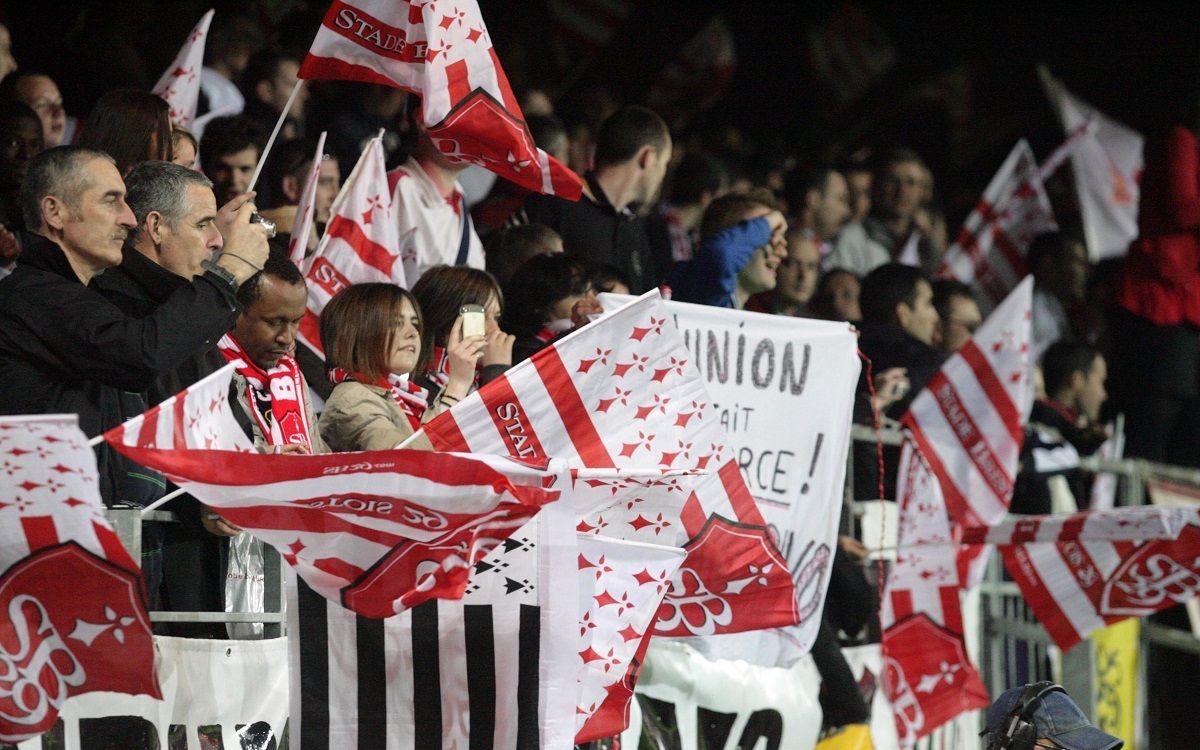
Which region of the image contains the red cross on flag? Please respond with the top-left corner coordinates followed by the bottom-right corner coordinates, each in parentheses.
top-left (938, 141), bottom-right (1057, 312)
top-left (297, 136), bottom-right (403, 358)
top-left (299, 0), bottom-right (582, 198)
top-left (101, 362), bottom-right (253, 452)
top-left (0, 416), bottom-right (159, 743)
top-left (151, 9), bottom-right (214, 129)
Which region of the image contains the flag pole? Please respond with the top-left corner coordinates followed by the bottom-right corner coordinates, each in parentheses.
top-left (139, 487), bottom-right (187, 516)
top-left (246, 78), bottom-right (306, 194)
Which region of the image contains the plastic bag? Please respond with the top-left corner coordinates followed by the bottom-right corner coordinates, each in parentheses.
top-left (225, 533), bottom-right (264, 639)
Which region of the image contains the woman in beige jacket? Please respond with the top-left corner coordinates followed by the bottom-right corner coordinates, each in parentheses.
top-left (317, 283), bottom-right (487, 452)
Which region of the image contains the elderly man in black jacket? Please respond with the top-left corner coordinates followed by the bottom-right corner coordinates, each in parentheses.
top-left (0, 146), bottom-right (270, 507)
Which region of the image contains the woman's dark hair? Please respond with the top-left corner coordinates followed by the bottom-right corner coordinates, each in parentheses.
top-left (502, 253), bottom-right (592, 337)
top-left (484, 223), bottom-right (561, 285)
top-left (589, 262), bottom-right (630, 294)
top-left (321, 283), bottom-right (422, 381)
top-left (410, 265), bottom-right (503, 377)
top-left (78, 90), bottom-right (172, 175)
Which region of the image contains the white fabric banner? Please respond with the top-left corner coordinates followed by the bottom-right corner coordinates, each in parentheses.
top-left (16, 636), bottom-right (289, 750)
top-left (599, 296), bottom-right (860, 666)
top-left (621, 640), bottom-right (823, 749)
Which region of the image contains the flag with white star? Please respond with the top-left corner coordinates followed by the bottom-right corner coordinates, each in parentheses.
top-left (151, 9), bottom-right (214, 129)
top-left (0, 415), bottom-right (159, 743)
top-left (298, 0), bottom-right (582, 198)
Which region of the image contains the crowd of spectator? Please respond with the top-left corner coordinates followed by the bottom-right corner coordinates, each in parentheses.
top-left (0, 6), bottom-right (1197, 739)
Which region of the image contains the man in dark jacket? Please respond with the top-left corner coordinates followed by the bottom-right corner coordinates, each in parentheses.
top-left (0, 146), bottom-right (270, 507)
top-left (509, 106), bottom-right (671, 293)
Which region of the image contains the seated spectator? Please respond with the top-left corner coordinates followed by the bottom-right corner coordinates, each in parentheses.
top-left (668, 190), bottom-right (787, 309)
top-left (646, 149), bottom-right (729, 274)
top-left (78, 89), bottom-right (173, 176)
top-left (0, 145), bottom-right (268, 507)
top-left (827, 148), bottom-right (941, 276)
top-left (410, 265), bottom-right (513, 395)
top-left (171, 127), bottom-right (198, 170)
top-left (857, 263), bottom-right (943, 418)
top-left (389, 123), bottom-right (485, 284)
top-left (0, 100), bottom-right (43, 236)
top-left (839, 153), bottom-right (873, 223)
top-left (319, 283), bottom-right (470, 452)
top-left (745, 227), bottom-right (820, 316)
top-left (484, 222), bottom-right (564, 286)
top-left (783, 165), bottom-right (852, 256)
top-left (808, 268), bottom-right (861, 323)
top-left (1028, 229), bottom-right (1089, 362)
top-left (198, 14), bottom-right (259, 123)
top-left (503, 253), bottom-right (600, 363)
top-left (931, 278), bottom-right (981, 354)
top-left (0, 71), bottom-right (68, 147)
top-left (199, 115), bottom-right (262, 205)
top-left (322, 82), bottom-right (407, 175)
top-left (982, 683), bottom-right (1122, 750)
top-left (511, 106), bottom-right (671, 293)
top-left (259, 137), bottom-right (340, 253)
top-left (1013, 341), bottom-right (1109, 514)
top-left (220, 252), bottom-right (325, 454)
top-left (240, 50), bottom-right (307, 143)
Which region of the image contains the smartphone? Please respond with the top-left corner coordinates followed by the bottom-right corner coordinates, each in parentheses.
top-left (460, 304), bottom-right (486, 338)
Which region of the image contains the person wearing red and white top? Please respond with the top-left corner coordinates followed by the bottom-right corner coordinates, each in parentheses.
top-left (388, 131), bottom-right (484, 286)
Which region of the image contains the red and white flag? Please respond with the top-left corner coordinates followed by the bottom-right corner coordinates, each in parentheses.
top-left (297, 136), bottom-right (403, 358)
top-left (903, 277), bottom-right (1034, 530)
top-left (100, 362), bottom-right (252, 452)
top-left (417, 291), bottom-right (798, 637)
top-left (113, 444), bottom-right (565, 619)
top-left (151, 9), bottom-right (214, 129)
top-left (298, 0), bottom-right (582, 198)
top-left (1040, 66), bottom-right (1143, 261)
top-left (0, 416), bottom-right (159, 743)
top-left (1000, 508), bottom-right (1200, 651)
top-left (289, 130), bottom-right (328, 267)
top-left (574, 534), bottom-right (684, 742)
top-left (938, 142), bottom-right (1057, 311)
top-left (880, 438), bottom-right (989, 747)
top-left (961, 505), bottom-right (1195, 546)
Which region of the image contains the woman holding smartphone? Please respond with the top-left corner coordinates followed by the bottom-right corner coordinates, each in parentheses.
top-left (317, 283), bottom-right (483, 452)
top-left (410, 265), bottom-right (515, 395)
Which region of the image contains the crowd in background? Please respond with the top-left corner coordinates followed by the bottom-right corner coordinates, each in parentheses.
top-left (0, 4), bottom-right (1197, 741)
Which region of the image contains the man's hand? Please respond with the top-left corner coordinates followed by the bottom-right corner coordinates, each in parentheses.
top-left (0, 225), bottom-right (20, 267)
top-left (214, 192), bottom-right (271, 283)
top-left (871, 367), bottom-right (910, 412)
top-left (838, 535), bottom-right (870, 560)
top-left (201, 507), bottom-right (242, 537)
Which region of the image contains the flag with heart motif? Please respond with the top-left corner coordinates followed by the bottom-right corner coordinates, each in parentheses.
top-left (297, 136), bottom-right (404, 359)
top-left (299, 0), bottom-right (582, 198)
top-left (151, 9), bottom-right (214, 129)
top-left (0, 415), bottom-right (159, 743)
top-left (998, 507), bottom-right (1200, 651)
top-left (938, 142), bottom-right (1057, 312)
top-left (880, 438), bottom-right (988, 747)
top-left (101, 362), bottom-right (252, 452)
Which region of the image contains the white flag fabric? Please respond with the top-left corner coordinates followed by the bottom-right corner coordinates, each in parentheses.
top-left (1040, 66), bottom-right (1143, 261)
top-left (880, 438), bottom-right (988, 747)
top-left (961, 505), bottom-right (1196, 545)
top-left (939, 142), bottom-right (1057, 311)
top-left (151, 9), bottom-right (214, 129)
top-left (902, 277), bottom-right (1035, 529)
top-left (100, 362), bottom-right (252, 452)
top-left (298, 136), bottom-right (405, 358)
top-left (289, 131), bottom-right (328, 267)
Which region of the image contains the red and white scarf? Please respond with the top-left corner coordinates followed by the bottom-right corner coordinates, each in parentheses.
top-left (218, 334), bottom-right (313, 448)
top-left (425, 345), bottom-right (481, 392)
top-left (327, 367), bottom-right (429, 431)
